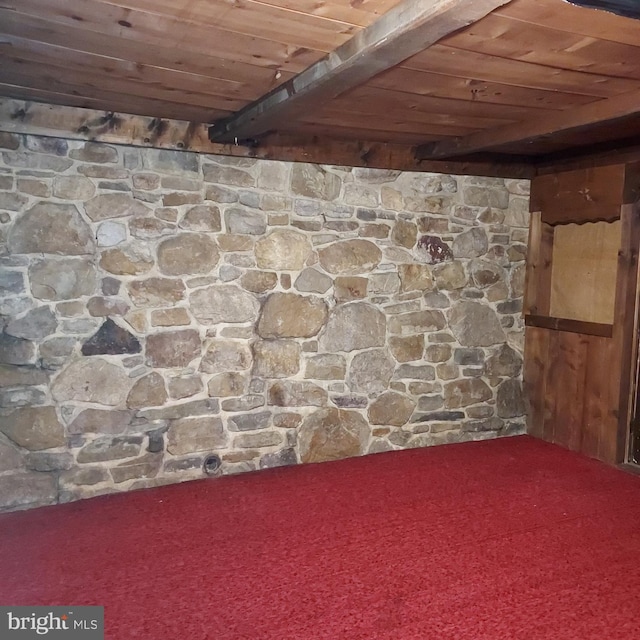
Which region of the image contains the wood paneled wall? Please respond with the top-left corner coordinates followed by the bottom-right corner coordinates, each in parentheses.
top-left (524, 164), bottom-right (640, 464)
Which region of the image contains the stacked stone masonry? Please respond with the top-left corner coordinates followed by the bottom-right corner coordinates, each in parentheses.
top-left (0, 132), bottom-right (530, 511)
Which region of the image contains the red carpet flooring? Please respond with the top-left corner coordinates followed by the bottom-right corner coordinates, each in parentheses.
top-left (2, 435), bottom-right (640, 639)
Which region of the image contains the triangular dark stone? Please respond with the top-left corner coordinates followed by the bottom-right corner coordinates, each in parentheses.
top-left (82, 318), bottom-right (141, 356)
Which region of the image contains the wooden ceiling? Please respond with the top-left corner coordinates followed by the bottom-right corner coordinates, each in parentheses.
top-left (1, 0), bottom-right (640, 175)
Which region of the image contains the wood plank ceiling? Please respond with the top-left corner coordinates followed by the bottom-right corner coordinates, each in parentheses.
top-left (1, 0), bottom-right (640, 172)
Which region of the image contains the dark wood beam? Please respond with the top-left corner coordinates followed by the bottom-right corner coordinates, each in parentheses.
top-left (208, 0), bottom-right (515, 144)
top-left (0, 99), bottom-right (534, 178)
top-left (416, 88), bottom-right (640, 160)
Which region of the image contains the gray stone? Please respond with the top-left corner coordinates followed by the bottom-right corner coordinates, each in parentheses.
top-left (207, 372), bottom-right (246, 397)
top-left (454, 348), bottom-right (484, 365)
top-left (0, 472), bottom-right (57, 510)
top-left (167, 416), bottom-right (226, 455)
top-left (144, 149), bottom-right (199, 175)
top-left (1, 406), bottom-right (64, 450)
top-left (87, 296), bottom-right (129, 317)
top-left (470, 260), bottom-right (505, 288)
top-left (318, 239), bottom-right (381, 275)
top-left (268, 381), bottom-right (327, 407)
top-left (462, 418), bottom-right (504, 433)
top-left (52, 358), bottom-right (131, 406)
top-left (449, 301), bottom-right (505, 347)
top-left (486, 344), bottom-right (522, 378)
top-left (0, 386), bottom-right (47, 408)
top-left (299, 408), bottom-right (368, 463)
top-left (228, 411), bottom-right (272, 432)
top-left (84, 193), bottom-right (150, 221)
top-left (412, 411), bottom-right (464, 422)
top-left (331, 395), bottom-right (368, 408)
top-left (137, 398), bottom-right (219, 421)
top-left (497, 379), bottom-right (525, 418)
top-left (294, 268), bottom-right (332, 294)
top-left (394, 365), bottom-right (436, 380)
top-left (234, 431), bottom-right (282, 449)
top-left (68, 409), bottom-right (134, 434)
top-left (111, 453), bottom-right (162, 483)
top-left (146, 330), bottom-right (201, 368)
top-left (180, 205), bottom-right (222, 232)
top-left (0, 333), bottom-right (36, 365)
top-left (348, 349), bottom-right (395, 395)
top-left (0, 439), bottom-right (22, 473)
top-left (304, 354), bottom-right (346, 380)
top-left (190, 285), bottom-right (259, 324)
top-left (168, 375), bottom-right (203, 400)
top-left (221, 395), bottom-right (264, 411)
top-left (127, 278), bottom-right (185, 307)
top-left (225, 208), bottom-right (267, 235)
top-left (453, 228), bottom-right (489, 258)
top-left (40, 337), bottom-right (76, 369)
top-left (77, 436), bottom-right (142, 463)
top-left (60, 467), bottom-right (109, 486)
top-left (204, 164), bottom-right (254, 186)
top-left (0, 364), bottom-right (48, 387)
top-left (444, 379), bottom-right (493, 408)
top-left (70, 142), bottom-right (118, 163)
top-left (81, 318), bottom-right (141, 356)
top-left (53, 175), bottom-right (95, 200)
top-left (257, 293), bottom-right (328, 339)
top-left (291, 164), bottom-right (340, 200)
top-left (255, 230), bottom-right (312, 270)
top-left (157, 234), bottom-right (219, 276)
top-left (0, 297), bottom-right (33, 317)
top-left (29, 257), bottom-right (97, 301)
top-left (5, 307), bottom-right (57, 341)
top-left (8, 203), bottom-right (94, 255)
top-left (200, 340), bottom-right (252, 374)
top-left (389, 310), bottom-right (446, 336)
top-left (253, 340), bottom-right (300, 378)
top-left (0, 271), bottom-right (25, 296)
top-left (260, 448), bottom-right (297, 469)
top-left (319, 302), bottom-right (385, 352)
top-left (129, 217), bottom-right (175, 239)
top-left (368, 391), bottom-right (416, 426)
top-left (25, 451), bottom-right (74, 472)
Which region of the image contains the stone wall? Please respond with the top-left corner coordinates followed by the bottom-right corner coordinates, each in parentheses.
top-left (0, 132), bottom-right (530, 511)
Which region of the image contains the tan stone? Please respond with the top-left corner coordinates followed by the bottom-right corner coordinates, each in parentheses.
top-left (319, 302), bottom-right (386, 352)
top-left (268, 381), bottom-right (327, 407)
top-left (70, 142), bottom-right (118, 163)
top-left (240, 271), bottom-right (278, 294)
top-left (389, 335), bottom-right (425, 362)
top-left (146, 330), bottom-right (201, 368)
top-left (52, 358), bottom-right (131, 406)
top-left (1, 407), bottom-right (65, 450)
top-left (444, 378), bottom-right (493, 408)
top-left (168, 375), bottom-right (204, 400)
top-left (207, 372), bottom-right (246, 397)
top-left (255, 230), bottom-right (313, 270)
top-left (253, 340), bottom-right (300, 378)
top-left (127, 278), bottom-right (185, 307)
top-left (190, 285), bottom-right (259, 324)
top-left (77, 436), bottom-right (142, 463)
top-left (299, 408), bottom-right (368, 463)
top-left (68, 409), bottom-right (134, 435)
top-left (126, 372), bottom-right (168, 409)
top-left (304, 354), bottom-right (346, 380)
top-left (334, 277), bottom-right (367, 303)
top-left (200, 340), bottom-right (252, 374)
top-left (399, 264), bottom-right (435, 292)
top-left (167, 417), bottom-right (226, 455)
top-left (392, 220), bottom-right (417, 249)
top-left (368, 392), bottom-right (416, 426)
top-left (389, 310), bottom-right (446, 336)
top-left (29, 257), bottom-right (97, 301)
top-left (99, 245), bottom-right (154, 275)
top-left (129, 217), bottom-right (175, 239)
top-left (448, 301), bottom-right (505, 347)
top-left (150, 308), bottom-right (191, 327)
top-left (318, 239), bottom-right (381, 275)
top-left (179, 205), bottom-right (221, 232)
top-left (217, 234), bottom-right (254, 252)
top-left (257, 293), bottom-right (328, 339)
top-left (87, 297), bottom-right (129, 317)
top-left (290, 164), bottom-right (340, 200)
top-left (157, 234), bottom-right (219, 276)
top-left (234, 431), bottom-right (282, 449)
top-left (84, 193), bottom-right (150, 221)
top-left (433, 261), bottom-right (467, 290)
top-left (53, 176), bottom-right (96, 200)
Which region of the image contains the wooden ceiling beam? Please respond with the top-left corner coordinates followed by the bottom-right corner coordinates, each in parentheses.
top-left (416, 88), bottom-right (640, 160)
top-left (208, 0), bottom-right (515, 143)
top-left (0, 98), bottom-right (533, 178)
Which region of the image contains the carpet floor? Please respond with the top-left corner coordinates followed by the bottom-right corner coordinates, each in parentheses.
top-left (2, 435), bottom-right (640, 639)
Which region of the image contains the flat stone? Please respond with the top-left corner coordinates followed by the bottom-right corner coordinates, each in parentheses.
top-left (137, 398), bottom-right (219, 421)
top-left (204, 164), bottom-right (254, 187)
top-left (146, 329), bottom-right (201, 368)
top-left (127, 278), bottom-right (185, 307)
top-left (412, 411), bottom-right (464, 423)
top-left (253, 340), bottom-right (300, 378)
top-left (260, 448), bottom-right (297, 469)
top-left (268, 381), bottom-right (327, 407)
top-left (168, 375), bottom-right (203, 400)
top-left (228, 411), bottom-right (272, 432)
top-left (334, 277), bottom-right (367, 303)
top-left (318, 239), bottom-right (381, 275)
top-left (9, 202), bottom-right (94, 255)
top-left (77, 435), bottom-right (142, 463)
top-left (190, 285), bottom-right (259, 324)
top-left (299, 408), bottom-right (368, 463)
top-left (126, 372), bottom-right (168, 409)
top-left (207, 372), bottom-right (246, 397)
top-left (25, 451), bottom-right (74, 472)
top-left (234, 431), bottom-right (282, 449)
top-left (255, 230), bottom-right (312, 270)
top-left (0, 271), bottom-right (25, 296)
top-left (331, 395), bottom-right (368, 409)
top-left (104, 277), bottom-right (123, 296)
top-left (291, 164), bottom-right (340, 200)
top-left (70, 142), bottom-right (118, 163)
top-left (453, 227), bottom-right (489, 258)
top-left (129, 217), bottom-right (175, 239)
top-left (0, 439), bottom-right (23, 473)
top-left (389, 335), bottom-right (425, 363)
top-left (84, 193), bottom-right (150, 221)
top-left (368, 391), bottom-right (416, 426)
top-left (240, 271), bottom-right (278, 294)
top-left (389, 310), bottom-right (446, 336)
top-left (394, 365), bottom-right (436, 380)
top-left (0, 472), bottom-right (57, 510)
top-left (100, 245), bottom-right (154, 275)
top-left (111, 453), bottom-right (162, 483)
top-left (29, 257), bottom-right (97, 301)
top-left (319, 302), bottom-right (385, 352)
top-left (143, 149), bottom-right (199, 175)
top-left (449, 301), bottom-right (505, 347)
top-left (68, 409), bottom-right (134, 434)
top-left (96, 221), bottom-right (127, 247)
top-left (0, 334), bottom-right (36, 365)
top-left (399, 264), bottom-right (434, 292)
top-left (0, 364), bottom-right (48, 388)
top-left (348, 349), bottom-right (395, 394)
top-left (225, 208), bottom-right (266, 235)
top-left (157, 234), bottom-right (219, 276)
top-left (53, 175), bottom-right (95, 200)
top-left (150, 308), bottom-right (191, 327)
top-left (304, 354), bottom-right (346, 380)
top-left (1, 406), bottom-right (65, 450)
top-left (221, 395), bottom-right (265, 411)
top-left (0, 386), bottom-right (47, 408)
top-left (52, 358), bottom-right (131, 406)
top-left (444, 378), bottom-right (493, 408)
top-left (39, 337), bottom-right (76, 369)
top-left (462, 417), bottom-right (505, 433)
top-left (200, 340), bottom-right (252, 374)
top-left (180, 205), bottom-right (222, 232)
top-left (497, 379), bottom-right (525, 417)
top-left (369, 273), bottom-right (401, 295)
top-left (81, 318), bottom-right (141, 356)
top-left (87, 297), bottom-right (130, 317)
top-left (257, 293), bottom-right (328, 339)
top-left (392, 220), bottom-right (417, 249)
top-left (293, 268), bottom-right (331, 295)
top-left (167, 416), bottom-right (226, 455)
top-left (5, 306), bottom-right (57, 341)
top-left (60, 467), bottom-right (109, 486)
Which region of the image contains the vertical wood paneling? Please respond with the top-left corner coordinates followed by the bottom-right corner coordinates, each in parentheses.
top-left (523, 326), bottom-right (550, 439)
